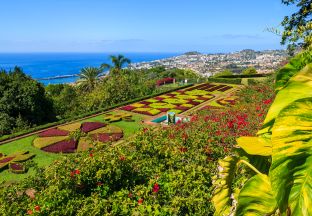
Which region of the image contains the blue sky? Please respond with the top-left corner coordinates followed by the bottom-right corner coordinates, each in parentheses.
top-left (0, 0), bottom-right (295, 53)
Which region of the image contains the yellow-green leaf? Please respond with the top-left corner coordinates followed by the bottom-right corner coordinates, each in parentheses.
top-left (258, 64), bottom-right (312, 135)
top-left (270, 98), bottom-right (312, 215)
top-left (212, 156), bottom-right (239, 216)
top-left (237, 137), bottom-right (272, 156)
top-left (235, 174), bottom-right (277, 216)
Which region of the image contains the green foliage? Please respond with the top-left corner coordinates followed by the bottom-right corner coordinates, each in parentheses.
top-left (242, 67), bottom-right (257, 75)
top-left (0, 67), bottom-right (55, 136)
top-left (213, 69), bottom-right (233, 77)
top-left (281, 0), bottom-right (312, 49)
top-left (77, 67), bottom-right (103, 92)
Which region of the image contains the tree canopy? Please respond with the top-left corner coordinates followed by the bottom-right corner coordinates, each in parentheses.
top-left (281, 0), bottom-right (312, 49)
top-left (0, 67), bottom-right (55, 135)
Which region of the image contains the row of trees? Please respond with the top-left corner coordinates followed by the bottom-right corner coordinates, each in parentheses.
top-left (213, 67), bottom-right (257, 77)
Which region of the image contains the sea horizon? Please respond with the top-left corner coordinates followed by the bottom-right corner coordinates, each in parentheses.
top-left (0, 52), bottom-right (180, 85)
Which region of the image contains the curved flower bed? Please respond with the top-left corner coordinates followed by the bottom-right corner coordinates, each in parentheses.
top-left (33, 122), bottom-right (124, 154)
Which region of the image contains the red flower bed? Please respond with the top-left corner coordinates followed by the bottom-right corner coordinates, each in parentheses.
top-left (92, 133), bottom-right (123, 142)
top-left (165, 93), bottom-right (176, 97)
top-left (158, 108), bottom-right (170, 112)
top-left (218, 86), bottom-right (233, 92)
top-left (39, 128), bottom-right (69, 137)
top-left (140, 101), bottom-right (152, 105)
top-left (81, 122), bottom-right (107, 133)
top-left (156, 77), bottom-right (175, 86)
top-left (0, 157), bottom-right (15, 163)
top-left (175, 106), bottom-right (190, 111)
top-left (120, 105), bottom-right (136, 111)
top-left (154, 97), bottom-right (164, 101)
top-left (10, 163), bottom-right (24, 171)
top-left (188, 101), bottom-right (200, 106)
top-left (42, 139), bottom-right (77, 153)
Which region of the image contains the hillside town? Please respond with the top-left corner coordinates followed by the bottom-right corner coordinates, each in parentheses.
top-left (130, 49), bottom-right (288, 76)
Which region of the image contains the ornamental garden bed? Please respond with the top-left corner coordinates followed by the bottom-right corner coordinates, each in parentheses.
top-left (0, 151), bottom-right (35, 173)
top-left (32, 122), bottom-right (124, 154)
top-left (120, 83), bottom-right (234, 116)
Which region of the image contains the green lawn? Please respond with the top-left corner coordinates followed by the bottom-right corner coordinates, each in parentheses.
top-left (0, 111), bottom-right (144, 183)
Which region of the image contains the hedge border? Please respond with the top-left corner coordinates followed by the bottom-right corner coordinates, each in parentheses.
top-left (218, 73), bottom-right (273, 78)
top-left (208, 77), bottom-right (242, 85)
top-left (0, 84), bottom-right (193, 143)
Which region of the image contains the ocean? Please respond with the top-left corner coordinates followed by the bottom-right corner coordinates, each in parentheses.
top-left (0, 53), bottom-right (179, 85)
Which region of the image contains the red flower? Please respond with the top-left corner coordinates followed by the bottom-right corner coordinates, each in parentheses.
top-left (119, 156), bottom-right (126, 161)
top-left (169, 133), bottom-right (175, 139)
top-left (179, 147), bottom-right (188, 152)
top-left (75, 169), bottom-right (80, 175)
top-left (258, 113), bottom-right (264, 117)
top-left (182, 133), bottom-right (188, 140)
top-left (263, 99), bottom-right (272, 105)
top-left (128, 193), bottom-right (133, 198)
top-left (143, 128), bottom-right (148, 133)
top-left (27, 210), bottom-right (33, 215)
top-left (89, 153), bottom-right (93, 157)
top-left (138, 198), bottom-right (144, 205)
top-left (96, 182), bottom-right (103, 186)
top-left (70, 171), bottom-right (75, 178)
top-left (34, 206), bottom-right (40, 212)
top-left (153, 183), bottom-right (160, 193)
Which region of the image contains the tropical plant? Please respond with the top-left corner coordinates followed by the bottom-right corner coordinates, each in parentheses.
top-left (101, 54), bottom-right (131, 76)
top-left (77, 67), bottom-right (103, 92)
top-left (212, 52), bottom-right (312, 215)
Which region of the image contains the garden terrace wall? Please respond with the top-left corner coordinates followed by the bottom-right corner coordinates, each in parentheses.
top-left (0, 84), bottom-right (193, 144)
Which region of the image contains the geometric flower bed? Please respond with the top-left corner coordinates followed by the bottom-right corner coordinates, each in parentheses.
top-left (215, 96), bottom-right (238, 107)
top-left (33, 122), bottom-right (123, 154)
top-left (103, 113), bottom-right (134, 123)
top-left (120, 83), bottom-right (233, 116)
top-left (0, 151), bottom-right (35, 173)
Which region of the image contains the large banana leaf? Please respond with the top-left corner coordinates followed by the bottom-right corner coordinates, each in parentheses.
top-left (275, 49), bottom-right (312, 91)
top-left (259, 64), bottom-right (312, 135)
top-left (235, 174), bottom-right (277, 216)
top-left (237, 136), bottom-right (272, 156)
top-left (212, 156), bottom-right (239, 216)
top-left (270, 98), bottom-right (312, 215)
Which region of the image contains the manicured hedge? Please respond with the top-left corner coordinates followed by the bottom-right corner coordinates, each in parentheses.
top-left (218, 73), bottom-right (273, 78)
top-left (208, 77), bottom-right (242, 84)
top-left (0, 84), bottom-right (193, 143)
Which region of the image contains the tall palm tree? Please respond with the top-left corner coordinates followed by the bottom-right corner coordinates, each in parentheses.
top-left (101, 54), bottom-right (131, 76)
top-left (77, 67), bottom-right (102, 91)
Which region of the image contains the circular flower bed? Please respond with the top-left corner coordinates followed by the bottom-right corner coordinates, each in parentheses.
top-left (33, 122), bottom-right (124, 154)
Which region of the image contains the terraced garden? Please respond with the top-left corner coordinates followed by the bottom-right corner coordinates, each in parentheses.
top-left (0, 83), bottom-right (239, 183)
top-left (120, 83), bottom-right (237, 116)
